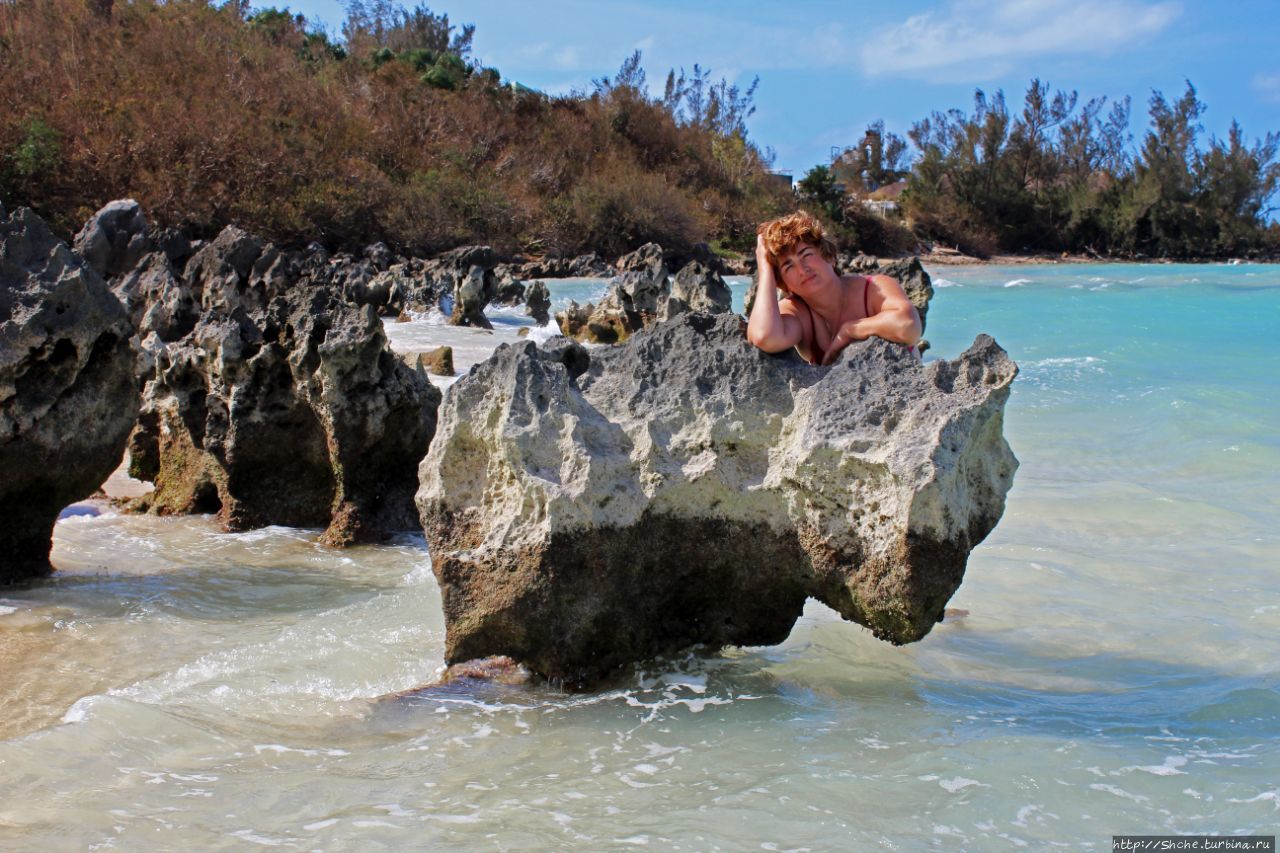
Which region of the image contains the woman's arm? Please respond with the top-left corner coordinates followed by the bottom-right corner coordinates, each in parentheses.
top-left (819, 274), bottom-right (921, 365)
top-left (746, 236), bottom-right (805, 353)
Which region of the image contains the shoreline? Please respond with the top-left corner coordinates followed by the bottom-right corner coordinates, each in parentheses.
top-left (904, 250), bottom-right (1278, 266)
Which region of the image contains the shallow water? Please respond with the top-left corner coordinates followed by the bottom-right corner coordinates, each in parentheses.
top-left (2, 263), bottom-right (1278, 848)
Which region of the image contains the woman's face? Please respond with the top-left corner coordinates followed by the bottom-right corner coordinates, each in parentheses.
top-left (776, 242), bottom-right (834, 295)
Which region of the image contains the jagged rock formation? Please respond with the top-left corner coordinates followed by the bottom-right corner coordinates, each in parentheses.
top-left (664, 259), bottom-right (732, 320)
top-left (493, 266), bottom-right (526, 305)
top-left (555, 243), bottom-right (734, 344)
top-left (878, 257), bottom-right (935, 332)
top-left (73, 198), bottom-right (154, 279)
top-left (417, 312), bottom-right (1018, 684)
top-left (524, 281), bottom-right (551, 326)
top-left (430, 246), bottom-right (497, 328)
top-left (510, 253), bottom-right (612, 280)
top-left (85, 204), bottom-right (443, 545)
top-left (1, 204), bottom-right (139, 582)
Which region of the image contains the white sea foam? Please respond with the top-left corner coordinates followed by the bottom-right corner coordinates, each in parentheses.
top-left (1117, 755), bottom-right (1188, 776)
top-left (933, 277), bottom-right (961, 288)
top-left (1089, 783), bottom-right (1150, 803)
top-left (1004, 278), bottom-right (1031, 287)
top-left (1227, 791), bottom-right (1280, 810)
top-left (254, 744), bottom-right (349, 757)
top-left (61, 694), bottom-right (101, 724)
top-left (1024, 356), bottom-right (1104, 370)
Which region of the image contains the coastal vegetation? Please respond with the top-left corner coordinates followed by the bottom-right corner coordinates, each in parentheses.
top-left (2, 0), bottom-right (1276, 260)
top-left (0, 0), bottom-right (786, 257)
top-left (820, 81), bottom-right (1280, 259)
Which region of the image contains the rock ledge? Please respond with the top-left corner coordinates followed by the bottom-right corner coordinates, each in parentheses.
top-left (417, 313), bottom-right (1018, 684)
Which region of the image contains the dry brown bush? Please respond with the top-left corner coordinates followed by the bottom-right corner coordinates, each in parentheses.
top-left (0, 0), bottom-right (790, 256)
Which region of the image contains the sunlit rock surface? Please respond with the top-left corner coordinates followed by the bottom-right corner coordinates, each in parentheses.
top-left (417, 312), bottom-right (1018, 684)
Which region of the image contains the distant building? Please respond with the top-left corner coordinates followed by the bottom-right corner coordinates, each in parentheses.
top-left (862, 180), bottom-right (907, 217)
top-left (765, 171), bottom-right (794, 191)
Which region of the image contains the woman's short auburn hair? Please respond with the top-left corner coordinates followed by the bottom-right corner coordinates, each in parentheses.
top-left (757, 210), bottom-right (838, 294)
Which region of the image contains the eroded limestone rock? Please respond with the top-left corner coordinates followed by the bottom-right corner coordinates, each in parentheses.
top-left (1, 205), bottom-right (139, 582)
top-left (73, 198), bottom-right (153, 279)
top-left (555, 244), bottom-right (736, 344)
top-left (118, 223), bottom-right (441, 545)
top-left (524, 281), bottom-right (550, 326)
top-left (417, 312), bottom-right (1017, 684)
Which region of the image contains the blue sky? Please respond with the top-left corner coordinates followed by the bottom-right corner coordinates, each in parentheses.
top-left (286, 0), bottom-right (1280, 177)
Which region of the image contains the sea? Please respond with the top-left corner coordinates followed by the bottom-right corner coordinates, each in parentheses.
top-left (1, 263), bottom-right (1277, 849)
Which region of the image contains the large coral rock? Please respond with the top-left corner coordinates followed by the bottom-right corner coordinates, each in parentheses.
top-left (417, 313), bottom-right (1018, 684)
top-left (1, 205), bottom-right (139, 582)
top-left (122, 224), bottom-right (441, 544)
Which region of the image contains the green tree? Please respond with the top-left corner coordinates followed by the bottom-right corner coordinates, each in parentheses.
top-left (797, 164), bottom-right (842, 222)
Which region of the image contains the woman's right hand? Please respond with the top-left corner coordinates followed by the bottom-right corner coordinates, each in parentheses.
top-left (755, 233), bottom-right (771, 267)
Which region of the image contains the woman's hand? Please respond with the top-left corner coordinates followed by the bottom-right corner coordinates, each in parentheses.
top-left (820, 320), bottom-right (867, 366)
top-left (755, 233), bottom-right (770, 265)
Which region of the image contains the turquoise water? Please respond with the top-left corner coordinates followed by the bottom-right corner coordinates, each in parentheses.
top-left (1, 263), bottom-right (1277, 848)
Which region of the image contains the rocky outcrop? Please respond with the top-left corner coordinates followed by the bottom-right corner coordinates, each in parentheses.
top-left (105, 214), bottom-right (442, 545)
top-left (553, 291), bottom-right (637, 345)
top-left (1, 204), bottom-right (139, 582)
top-left (555, 244), bottom-right (737, 344)
top-left (878, 257), bottom-right (934, 333)
top-left (613, 242), bottom-right (670, 318)
top-left (664, 260), bottom-right (732, 319)
top-left (417, 312), bottom-right (1018, 684)
top-left (523, 281), bottom-right (550, 326)
top-left (417, 345), bottom-right (454, 376)
top-left (493, 267), bottom-right (526, 305)
top-left (513, 253), bottom-right (612, 280)
top-left (73, 198), bottom-right (154, 279)
top-left (433, 246), bottom-right (497, 328)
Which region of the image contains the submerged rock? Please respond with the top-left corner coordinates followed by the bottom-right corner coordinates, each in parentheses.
top-left (417, 345), bottom-right (455, 377)
top-left (417, 312), bottom-right (1018, 684)
top-left (1, 205), bottom-right (139, 582)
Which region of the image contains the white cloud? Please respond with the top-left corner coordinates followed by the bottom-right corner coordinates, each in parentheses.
top-left (861, 0), bottom-right (1181, 81)
top-left (1252, 72), bottom-right (1280, 104)
top-left (553, 46), bottom-right (581, 70)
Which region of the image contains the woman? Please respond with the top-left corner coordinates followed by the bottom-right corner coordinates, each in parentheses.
top-left (746, 211), bottom-right (921, 365)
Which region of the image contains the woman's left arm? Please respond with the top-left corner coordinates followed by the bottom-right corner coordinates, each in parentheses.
top-left (819, 275), bottom-right (922, 365)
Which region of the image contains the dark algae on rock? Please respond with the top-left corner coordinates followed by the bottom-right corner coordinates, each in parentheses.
top-left (1, 203), bottom-right (139, 582)
top-left (418, 312), bottom-right (1018, 685)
